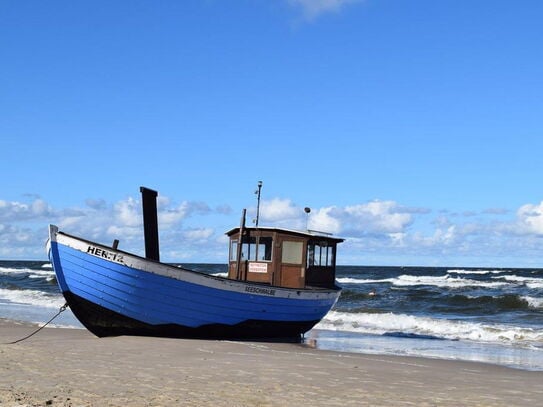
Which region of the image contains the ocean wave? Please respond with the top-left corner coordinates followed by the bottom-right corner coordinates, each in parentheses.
top-left (317, 310), bottom-right (543, 346)
top-left (522, 296), bottom-right (543, 309)
top-left (447, 269), bottom-right (507, 275)
top-left (0, 266), bottom-right (27, 274)
top-left (491, 275), bottom-right (543, 289)
top-left (393, 274), bottom-right (510, 289)
top-left (338, 274), bottom-right (513, 289)
top-left (494, 275), bottom-right (540, 282)
top-left (337, 289), bottom-right (384, 302)
top-left (0, 266), bottom-right (56, 281)
top-left (27, 270), bottom-right (56, 282)
top-left (0, 288), bottom-right (64, 309)
top-left (447, 294), bottom-right (540, 311)
top-left (336, 277), bottom-right (392, 284)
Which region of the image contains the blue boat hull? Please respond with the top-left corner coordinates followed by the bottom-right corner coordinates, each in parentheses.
top-left (62, 291), bottom-right (319, 340)
top-left (48, 226), bottom-right (341, 340)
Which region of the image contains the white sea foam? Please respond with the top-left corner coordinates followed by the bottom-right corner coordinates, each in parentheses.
top-left (0, 288), bottom-right (64, 309)
top-left (0, 265), bottom-right (55, 281)
top-left (492, 275), bottom-right (543, 289)
top-left (447, 269), bottom-right (507, 275)
top-left (392, 274), bottom-right (509, 289)
top-left (338, 274), bottom-right (510, 289)
top-left (316, 310), bottom-right (543, 347)
top-left (28, 270), bottom-right (56, 280)
top-left (496, 275), bottom-right (537, 282)
top-left (522, 296), bottom-right (543, 309)
top-left (0, 266), bottom-right (24, 274)
top-left (336, 277), bottom-right (392, 284)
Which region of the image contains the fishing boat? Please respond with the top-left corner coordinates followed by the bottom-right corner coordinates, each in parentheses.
top-left (47, 186), bottom-right (343, 340)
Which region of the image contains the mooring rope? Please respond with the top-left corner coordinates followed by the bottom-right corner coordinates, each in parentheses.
top-left (5, 303), bottom-right (68, 344)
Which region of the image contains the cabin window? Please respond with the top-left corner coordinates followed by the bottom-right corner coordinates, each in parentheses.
top-left (307, 241), bottom-right (334, 267)
top-left (281, 241), bottom-right (303, 264)
top-left (257, 237), bottom-right (273, 261)
top-left (230, 241), bottom-right (237, 261)
top-left (230, 236), bottom-right (273, 262)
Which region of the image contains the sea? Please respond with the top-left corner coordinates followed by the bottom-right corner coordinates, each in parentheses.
top-left (1, 261), bottom-right (543, 371)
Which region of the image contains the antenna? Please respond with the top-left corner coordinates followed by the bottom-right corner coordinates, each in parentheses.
top-left (255, 181), bottom-right (263, 227)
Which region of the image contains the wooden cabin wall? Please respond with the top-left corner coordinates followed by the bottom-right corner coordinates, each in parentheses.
top-left (305, 267), bottom-right (335, 287)
top-left (228, 230), bottom-right (277, 285)
top-left (227, 228), bottom-right (341, 289)
top-left (246, 267), bottom-right (270, 283)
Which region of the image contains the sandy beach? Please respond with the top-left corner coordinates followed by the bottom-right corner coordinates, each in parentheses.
top-left (1, 319), bottom-right (542, 406)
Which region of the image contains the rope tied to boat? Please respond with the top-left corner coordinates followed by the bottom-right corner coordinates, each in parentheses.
top-left (6, 302), bottom-right (69, 344)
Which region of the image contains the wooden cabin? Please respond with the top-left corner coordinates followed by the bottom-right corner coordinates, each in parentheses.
top-left (226, 227), bottom-right (344, 289)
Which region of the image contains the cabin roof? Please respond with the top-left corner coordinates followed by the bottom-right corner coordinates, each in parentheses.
top-left (225, 226), bottom-right (344, 243)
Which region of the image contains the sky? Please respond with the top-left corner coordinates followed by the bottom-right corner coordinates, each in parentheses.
top-left (1, 0), bottom-right (543, 267)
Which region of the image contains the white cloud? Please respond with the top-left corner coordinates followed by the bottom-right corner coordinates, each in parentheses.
top-left (114, 197), bottom-right (141, 227)
top-left (3, 191), bottom-right (543, 266)
top-left (0, 198), bottom-right (52, 221)
top-left (182, 228), bottom-right (214, 242)
top-left (288, 0), bottom-right (363, 20)
top-left (161, 201), bottom-right (211, 227)
top-left (343, 200), bottom-right (414, 234)
top-left (258, 198), bottom-right (419, 238)
top-left (516, 201), bottom-right (543, 235)
top-left (260, 198), bottom-right (301, 222)
top-left (431, 225), bottom-right (458, 245)
top-left (308, 206), bottom-right (341, 234)
top-left (159, 201), bottom-right (189, 227)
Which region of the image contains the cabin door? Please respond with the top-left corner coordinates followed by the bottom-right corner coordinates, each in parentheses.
top-left (279, 240), bottom-right (305, 288)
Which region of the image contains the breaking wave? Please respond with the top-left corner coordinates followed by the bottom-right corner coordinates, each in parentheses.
top-left (0, 265), bottom-right (56, 282)
top-left (0, 287), bottom-right (64, 309)
top-left (317, 310), bottom-right (543, 347)
top-left (446, 294), bottom-right (543, 311)
top-left (447, 269), bottom-right (508, 275)
top-left (338, 274), bottom-right (513, 289)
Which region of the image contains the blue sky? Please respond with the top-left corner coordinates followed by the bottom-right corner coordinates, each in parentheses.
top-left (1, 0), bottom-right (542, 267)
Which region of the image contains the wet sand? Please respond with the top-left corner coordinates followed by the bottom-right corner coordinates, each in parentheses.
top-left (1, 319), bottom-right (542, 406)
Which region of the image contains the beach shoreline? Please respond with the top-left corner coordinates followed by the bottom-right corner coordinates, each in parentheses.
top-left (1, 319), bottom-right (542, 406)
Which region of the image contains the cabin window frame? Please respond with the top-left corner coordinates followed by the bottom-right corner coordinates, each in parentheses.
top-left (307, 241), bottom-right (335, 267)
top-left (230, 235), bottom-right (273, 262)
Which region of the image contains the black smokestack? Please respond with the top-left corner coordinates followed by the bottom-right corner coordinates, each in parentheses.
top-left (140, 186), bottom-right (160, 261)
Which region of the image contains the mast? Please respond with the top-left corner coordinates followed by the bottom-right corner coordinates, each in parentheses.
top-left (255, 180), bottom-right (263, 228)
top-left (235, 209), bottom-right (246, 280)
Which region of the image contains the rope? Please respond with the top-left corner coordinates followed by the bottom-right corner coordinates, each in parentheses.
top-left (6, 303), bottom-right (68, 344)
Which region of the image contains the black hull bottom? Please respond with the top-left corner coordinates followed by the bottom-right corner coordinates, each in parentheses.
top-left (63, 292), bottom-right (319, 341)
